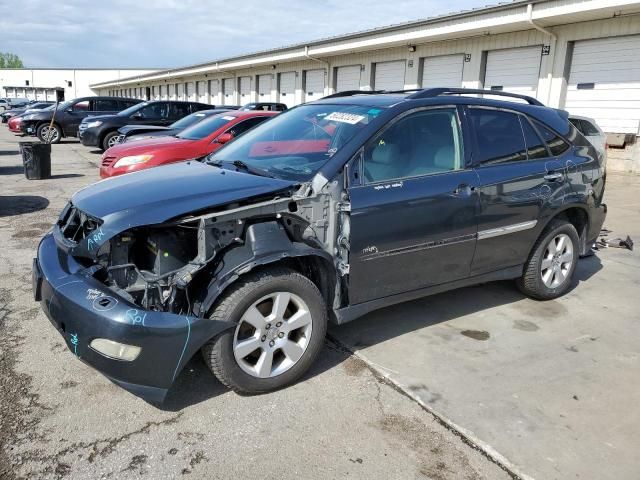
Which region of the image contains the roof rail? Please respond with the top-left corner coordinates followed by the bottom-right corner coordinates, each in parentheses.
top-left (407, 88), bottom-right (544, 106)
top-left (322, 90), bottom-right (384, 99)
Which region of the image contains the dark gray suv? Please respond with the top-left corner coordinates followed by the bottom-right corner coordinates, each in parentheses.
top-left (33, 88), bottom-right (606, 403)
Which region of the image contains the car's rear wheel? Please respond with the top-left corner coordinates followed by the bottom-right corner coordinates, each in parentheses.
top-left (102, 131), bottom-right (120, 151)
top-left (517, 219), bottom-right (579, 300)
top-left (37, 123), bottom-right (61, 144)
top-left (201, 267), bottom-right (327, 394)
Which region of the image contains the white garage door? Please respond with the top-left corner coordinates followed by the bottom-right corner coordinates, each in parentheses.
top-left (209, 80), bottom-right (220, 105)
top-left (223, 78), bottom-right (235, 105)
top-left (187, 82), bottom-right (196, 101)
top-left (565, 35), bottom-right (640, 134)
top-left (239, 76), bottom-right (251, 106)
top-left (197, 81), bottom-right (207, 103)
top-left (304, 69), bottom-right (325, 101)
top-left (374, 60), bottom-right (406, 91)
top-left (484, 46), bottom-right (542, 97)
top-left (258, 74), bottom-right (272, 101)
top-left (177, 83), bottom-right (185, 100)
top-left (422, 54), bottom-right (464, 88)
top-left (279, 72), bottom-right (296, 107)
top-left (336, 65), bottom-right (362, 92)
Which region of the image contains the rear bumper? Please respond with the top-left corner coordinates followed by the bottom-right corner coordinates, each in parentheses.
top-left (34, 233), bottom-right (232, 403)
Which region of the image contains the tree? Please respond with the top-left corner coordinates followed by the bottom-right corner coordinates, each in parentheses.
top-left (0, 53), bottom-right (24, 68)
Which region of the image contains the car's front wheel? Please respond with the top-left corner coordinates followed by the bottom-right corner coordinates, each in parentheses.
top-left (202, 267), bottom-right (327, 394)
top-left (101, 131), bottom-right (121, 151)
top-left (37, 123), bottom-right (62, 144)
top-left (517, 219), bottom-right (579, 300)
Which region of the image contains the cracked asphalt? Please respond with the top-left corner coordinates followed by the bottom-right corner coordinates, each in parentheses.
top-left (0, 129), bottom-right (510, 479)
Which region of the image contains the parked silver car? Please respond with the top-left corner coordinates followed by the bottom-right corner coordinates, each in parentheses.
top-left (569, 115), bottom-right (607, 161)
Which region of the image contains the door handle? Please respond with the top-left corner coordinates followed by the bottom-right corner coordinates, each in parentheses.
top-left (453, 183), bottom-right (474, 196)
top-left (544, 172), bottom-right (563, 181)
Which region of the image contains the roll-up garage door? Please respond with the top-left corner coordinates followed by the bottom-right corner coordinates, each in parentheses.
top-left (239, 76), bottom-right (251, 106)
top-left (565, 35), bottom-right (640, 134)
top-left (422, 54), bottom-right (464, 88)
top-left (304, 69), bottom-right (325, 101)
top-left (258, 74), bottom-right (272, 101)
top-left (484, 46), bottom-right (542, 97)
top-left (223, 78), bottom-right (235, 105)
top-left (209, 80), bottom-right (220, 105)
top-left (187, 82), bottom-right (196, 101)
top-left (197, 81), bottom-right (207, 103)
top-left (336, 65), bottom-right (361, 92)
top-left (177, 83), bottom-right (185, 100)
top-left (279, 72), bottom-right (296, 107)
top-left (374, 60), bottom-right (406, 91)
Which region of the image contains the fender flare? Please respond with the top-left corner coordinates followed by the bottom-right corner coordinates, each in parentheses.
top-left (198, 221), bottom-right (335, 317)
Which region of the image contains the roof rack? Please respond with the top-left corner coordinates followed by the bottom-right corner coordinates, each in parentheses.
top-left (407, 88), bottom-right (544, 106)
top-left (322, 90), bottom-right (384, 99)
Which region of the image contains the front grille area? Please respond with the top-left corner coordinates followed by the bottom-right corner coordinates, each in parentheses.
top-left (101, 156), bottom-right (116, 168)
top-left (58, 203), bottom-right (102, 244)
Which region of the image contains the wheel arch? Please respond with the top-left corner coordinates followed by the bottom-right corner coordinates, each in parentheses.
top-left (538, 205), bottom-right (591, 255)
top-left (36, 120), bottom-right (64, 137)
top-left (99, 128), bottom-right (120, 149)
top-left (195, 221), bottom-right (337, 320)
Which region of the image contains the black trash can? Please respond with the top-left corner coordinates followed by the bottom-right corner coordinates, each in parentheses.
top-left (19, 141), bottom-right (51, 180)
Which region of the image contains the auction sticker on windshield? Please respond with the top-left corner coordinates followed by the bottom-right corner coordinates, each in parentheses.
top-left (325, 112), bottom-right (366, 124)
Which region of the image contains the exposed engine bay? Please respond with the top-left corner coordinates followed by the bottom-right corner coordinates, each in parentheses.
top-left (77, 177), bottom-right (350, 316)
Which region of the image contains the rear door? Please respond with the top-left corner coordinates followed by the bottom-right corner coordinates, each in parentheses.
top-left (468, 107), bottom-right (571, 275)
top-left (348, 107), bottom-right (479, 304)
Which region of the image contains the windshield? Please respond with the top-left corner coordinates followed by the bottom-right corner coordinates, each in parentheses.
top-left (177, 114), bottom-right (236, 140)
top-left (209, 104), bottom-right (380, 180)
top-left (170, 111), bottom-right (211, 130)
top-left (118, 102), bottom-right (147, 117)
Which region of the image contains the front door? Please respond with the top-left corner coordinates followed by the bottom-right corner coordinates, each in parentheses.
top-left (348, 107), bottom-right (479, 305)
top-left (63, 99), bottom-right (91, 135)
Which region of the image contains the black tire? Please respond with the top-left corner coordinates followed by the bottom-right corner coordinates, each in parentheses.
top-left (517, 219), bottom-right (579, 300)
top-left (101, 131), bottom-right (120, 151)
top-left (36, 123), bottom-right (62, 144)
top-left (202, 267), bottom-right (327, 394)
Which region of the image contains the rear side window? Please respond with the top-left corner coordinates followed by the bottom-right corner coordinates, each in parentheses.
top-left (520, 117), bottom-right (548, 160)
top-left (579, 119), bottom-right (599, 136)
top-left (468, 109), bottom-right (526, 164)
top-left (534, 121), bottom-right (571, 156)
top-left (95, 99), bottom-right (119, 111)
top-left (169, 103), bottom-right (191, 119)
top-left (121, 100), bottom-right (139, 109)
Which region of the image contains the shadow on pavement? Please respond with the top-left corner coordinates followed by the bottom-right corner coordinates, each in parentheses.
top-left (0, 195), bottom-right (49, 216)
top-left (0, 150), bottom-right (20, 156)
top-left (149, 255), bottom-right (604, 411)
top-left (0, 165), bottom-right (24, 175)
top-left (50, 173), bottom-right (85, 179)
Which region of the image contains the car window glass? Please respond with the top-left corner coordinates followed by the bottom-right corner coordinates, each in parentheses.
top-left (226, 117), bottom-right (269, 137)
top-left (72, 101), bottom-right (89, 112)
top-left (95, 99), bottom-right (119, 111)
top-left (468, 109), bottom-right (526, 164)
top-left (363, 108), bottom-right (463, 183)
top-left (137, 103), bottom-right (168, 119)
top-left (520, 117), bottom-right (549, 160)
top-left (122, 100), bottom-right (139, 109)
top-left (534, 121), bottom-right (571, 156)
top-left (169, 103), bottom-right (191, 119)
top-left (580, 120), bottom-right (599, 136)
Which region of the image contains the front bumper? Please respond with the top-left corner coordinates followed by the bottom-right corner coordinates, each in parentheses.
top-left (80, 127), bottom-right (100, 147)
top-left (34, 233), bottom-right (232, 403)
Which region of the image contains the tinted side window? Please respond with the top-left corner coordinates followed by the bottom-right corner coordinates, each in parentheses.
top-left (72, 101), bottom-right (89, 112)
top-left (534, 121), bottom-right (570, 156)
top-left (169, 103), bottom-right (191, 119)
top-left (469, 109), bottom-right (526, 164)
top-left (137, 103), bottom-right (168, 119)
top-left (95, 99), bottom-right (119, 111)
top-left (520, 117), bottom-right (549, 160)
top-left (580, 119), bottom-right (599, 136)
top-left (226, 117), bottom-right (269, 137)
top-left (363, 108), bottom-right (463, 183)
top-left (121, 100), bottom-right (139, 109)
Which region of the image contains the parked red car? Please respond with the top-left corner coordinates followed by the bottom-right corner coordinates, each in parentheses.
top-left (8, 115), bottom-right (23, 134)
top-left (100, 111), bottom-right (278, 178)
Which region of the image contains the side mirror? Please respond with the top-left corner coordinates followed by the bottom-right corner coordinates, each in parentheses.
top-left (131, 112), bottom-right (144, 119)
top-left (216, 132), bottom-right (234, 144)
top-left (65, 108), bottom-right (73, 113)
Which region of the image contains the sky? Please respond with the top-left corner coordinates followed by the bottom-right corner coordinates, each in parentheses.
top-left (1, 0), bottom-right (491, 69)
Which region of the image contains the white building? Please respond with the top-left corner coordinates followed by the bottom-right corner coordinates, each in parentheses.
top-left (0, 69), bottom-right (157, 102)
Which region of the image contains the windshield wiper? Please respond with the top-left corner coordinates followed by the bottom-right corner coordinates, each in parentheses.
top-left (231, 160), bottom-right (275, 178)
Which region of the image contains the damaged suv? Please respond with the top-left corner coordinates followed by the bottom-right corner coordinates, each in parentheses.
top-left (33, 88), bottom-right (607, 403)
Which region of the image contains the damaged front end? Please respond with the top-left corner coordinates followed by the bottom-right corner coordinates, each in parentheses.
top-left (35, 168), bottom-right (351, 402)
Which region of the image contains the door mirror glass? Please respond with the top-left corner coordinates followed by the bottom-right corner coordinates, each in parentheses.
top-left (216, 132), bottom-right (234, 144)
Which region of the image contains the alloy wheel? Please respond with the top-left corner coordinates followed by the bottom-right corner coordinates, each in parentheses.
top-left (232, 291), bottom-right (313, 378)
top-left (540, 233), bottom-right (573, 288)
top-left (41, 126), bottom-right (59, 143)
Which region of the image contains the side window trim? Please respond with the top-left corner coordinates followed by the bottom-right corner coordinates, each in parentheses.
top-left (519, 115), bottom-right (552, 159)
top-left (360, 106), bottom-right (465, 186)
top-left (530, 118), bottom-right (572, 157)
